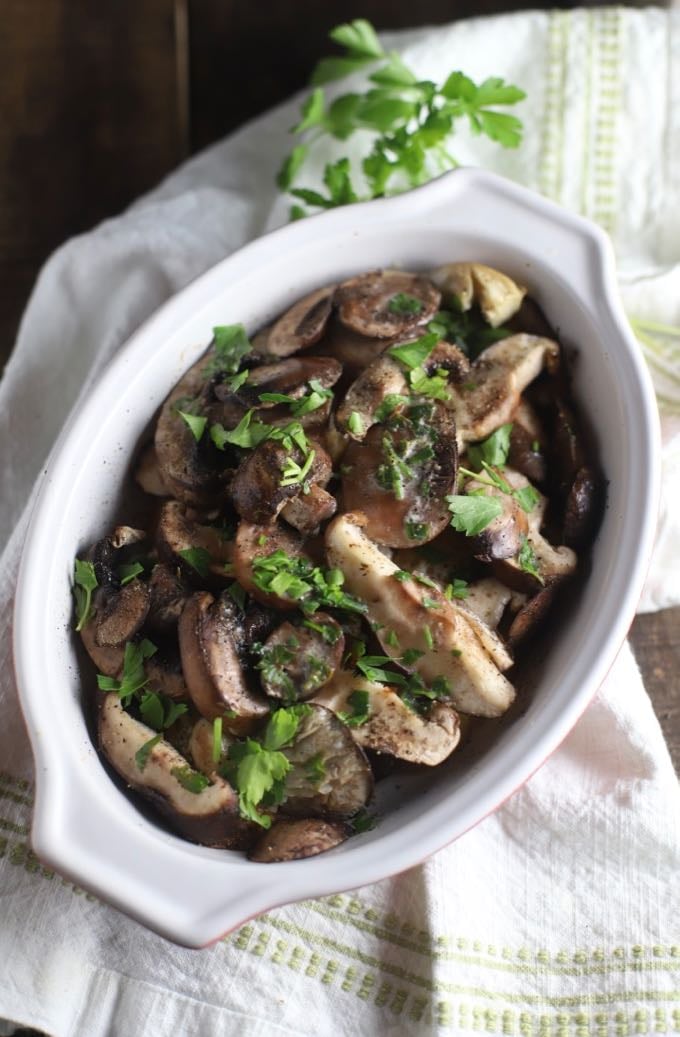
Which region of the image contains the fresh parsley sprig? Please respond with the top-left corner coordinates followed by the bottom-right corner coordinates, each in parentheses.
top-left (277, 19), bottom-right (526, 216)
top-left (73, 559), bottom-right (98, 631)
top-left (96, 639), bottom-right (157, 706)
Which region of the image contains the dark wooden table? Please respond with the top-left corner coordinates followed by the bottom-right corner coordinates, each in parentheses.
top-left (2, 0), bottom-right (678, 781)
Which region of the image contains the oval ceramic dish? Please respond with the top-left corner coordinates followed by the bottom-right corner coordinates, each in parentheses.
top-left (14, 169), bottom-right (660, 947)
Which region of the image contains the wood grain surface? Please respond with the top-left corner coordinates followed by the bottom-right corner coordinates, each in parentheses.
top-left (1, 0), bottom-right (677, 792)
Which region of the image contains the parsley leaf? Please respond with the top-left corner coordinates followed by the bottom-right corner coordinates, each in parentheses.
top-left (117, 561), bottom-right (145, 586)
top-left (96, 639), bottom-right (157, 706)
top-left (444, 578), bottom-right (469, 600)
top-left (171, 765), bottom-right (211, 794)
top-left (73, 559), bottom-right (98, 631)
top-left (467, 424), bottom-right (513, 469)
top-left (388, 292), bottom-right (424, 315)
top-left (203, 324), bottom-right (252, 377)
top-left (139, 691), bottom-right (188, 731)
top-left (178, 546), bottom-right (212, 580)
top-left (135, 733), bottom-right (162, 772)
top-left (447, 494), bottom-right (503, 536)
top-left (338, 689), bottom-right (371, 727)
top-left (388, 332), bottom-right (439, 370)
top-left (517, 535), bottom-right (544, 583)
top-left (305, 752), bottom-right (326, 784)
top-left (374, 394), bottom-right (409, 422)
top-left (513, 484), bottom-right (541, 514)
top-left (350, 808), bottom-right (378, 833)
top-left (252, 551), bottom-right (367, 616)
top-left (178, 410), bottom-right (207, 442)
top-left (210, 410), bottom-right (271, 451)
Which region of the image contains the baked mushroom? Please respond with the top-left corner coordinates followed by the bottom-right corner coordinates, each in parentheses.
top-left (282, 704), bottom-right (373, 817)
top-left (232, 521), bottom-right (314, 610)
top-left (146, 563), bottom-right (190, 633)
top-left (156, 500), bottom-right (234, 585)
top-left (248, 818), bottom-right (349, 863)
top-left (313, 673), bottom-right (461, 766)
top-left (430, 262), bottom-right (526, 327)
top-left (256, 614), bottom-right (344, 701)
top-left (94, 579), bottom-right (150, 648)
top-left (134, 443), bottom-right (172, 497)
top-left (450, 335), bottom-right (560, 446)
top-left (335, 354), bottom-right (408, 440)
top-left (99, 693), bottom-right (253, 848)
top-left (336, 270), bottom-right (440, 338)
top-left (230, 438), bottom-right (333, 526)
top-left (507, 399), bottom-right (547, 486)
top-left (264, 285), bottom-right (336, 357)
top-left (280, 485), bottom-right (337, 535)
top-left (178, 591), bottom-right (269, 721)
top-left (325, 513), bottom-right (515, 717)
top-left (341, 399), bottom-right (458, 547)
top-left (460, 470), bottom-right (528, 562)
top-left (312, 316), bottom-right (390, 378)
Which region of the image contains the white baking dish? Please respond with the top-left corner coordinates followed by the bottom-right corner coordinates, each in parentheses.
top-left (13, 168), bottom-right (660, 947)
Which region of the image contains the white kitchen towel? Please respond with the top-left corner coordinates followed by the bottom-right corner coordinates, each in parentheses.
top-left (1, 8), bottom-right (679, 1036)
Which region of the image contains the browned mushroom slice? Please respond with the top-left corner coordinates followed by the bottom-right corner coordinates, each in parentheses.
top-left (98, 694), bottom-right (254, 848)
top-left (506, 585), bottom-right (556, 646)
top-left (134, 444), bottom-right (172, 497)
top-left (563, 466), bottom-right (600, 548)
top-left (280, 485), bottom-right (337, 535)
top-left (430, 262), bottom-right (526, 327)
top-left (450, 335), bottom-right (560, 446)
top-left (282, 704), bottom-right (373, 818)
top-left (336, 270), bottom-right (440, 339)
top-left (189, 717), bottom-right (235, 775)
top-left (156, 500), bottom-right (234, 585)
top-left (248, 818), bottom-right (348, 862)
top-left (508, 399), bottom-right (547, 485)
top-left (461, 472), bottom-right (528, 563)
top-left (463, 577), bottom-right (514, 629)
top-left (110, 526), bottom-right (147, 550)
top-left (221, 355), bottom-right (342, 407)
top-left (341, 400), bottom-right (458, 547)
top-left (335, 354), bottom-right (408, 440)
top-left (423, 341), bottom-right (471, 381)
top-left (80, 618), bottom-right (124, 677)
top-left (264, 285), bottom-right (336, 357)
top-left (178, 591), bottom-right (269, 721)
top-left (257, 614), bottom-right (344, 701)
top-left (313, 673), bottom-right (461, 766)
top-left (94, 579), bottom-right (151, 648)
top-left (325, 513), bottom-right (515, 717)
top-left (232, 521), bottom-right (313, 610)
top-left (146, 645), bottom-right (190, 701)
top-left (312, 316), bottom-right (390, 378)
top-left (147, 563), bottom-right (190, 633)
top-left (491, 473), bottom-right (578, 592)
top-left (230, 438), bottom-right (332, 526)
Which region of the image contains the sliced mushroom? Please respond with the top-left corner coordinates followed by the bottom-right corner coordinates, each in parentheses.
top-left (154, 354), bottom-right (226, 507)
top-left (189, 716), bottom-right (235, 775)
top-left (341, 400), bottom-right (458, 548)
top-left (461, 471), bottom-right (528, 562)
top-left (280, 485), bottom-right (337, 535)
top-left (232, 521), bottom-right (313, 610)
top-left (335, 354), bottom-right (408, 440)
top-left (563, 465), bottom-right (600, 548)
top-left (325, 513), bottom-right (515, 717)
top-left (313, 672), bottom-right (461, 766)
top-left (156, 500), bottom-right (234, 585)
top-left (336, 270), bottom-right (440, 339)
top-left (430, 262), bottom-right (526, 327)
top-left (147, 563), bottom-right (190, 632)
top-left (491, 471), bottom-right (578, 592)
top-left (449, 335), bottom-right (560, 447)
top-left (265, 285), bottom-right (336, 357)
top-left (217, 355), bottom-right (341, 408)
top-left (134, 444), bottom-right (171, 497)
top-left (282, 704), bottom-right (373, 817)
top-left (506, 585), bottom-right (556, 646)
top-left (178, 591), bottom-right (269, 721)
top-left (508, 399), bottom-right (547, 485)
top-left (94, 579), bottom-right (151, 648)
top-left (80, 617), bottom-right (124, 677)
top-left (248, 818), bottom-right (348, 863)
top-left (257, 614), bottom-right (344, 701)
top-left (423, 340), bottom-right (471, 381)
top-left (230, 438), bottom-right (332, 526)
top-left (146, 645), bottom-right (190, 701)
top-left (98, 693), bottom-right (253, 848)
top-left (312, 316), bottom-right (390, 378)
top-left (462, 577), bottom-right (514, 629)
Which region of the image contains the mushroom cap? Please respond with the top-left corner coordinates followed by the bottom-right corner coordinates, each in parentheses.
top-left (147, 563), bottom-right (190, 633)
top-left (94, 579), bottom-right (151, 648)
top-left (99, 694), bottom-right (254, 848)
top-left (248, 818), bottom-right (348, 863)
top-left (336, 270), bottom-right (440, 339)
top-left (311, 315), bottom-right (391, 379)
top-left (280, 485), bottom-right (337, 535)
top-left (282, 704), bottom-right (373, 818)
top-left (257, 613), bottom-right (344, 701)
top-left (430, 262), bottom-right (526, 328)
top-left (335, 354), bottom-right (408, 441)
top-left (134, 443), bottom-right (171, 497)
top-left (230, 438), bottom-right (332, 526)
top-left (264, 285), bottom-right (336, 357)
top-left (563, 465), bottom-right (601, 548)
top-left (341, 400), bottom-right (458, 548)
top-left (314, 672), bottom-right (461, 766)
top-left (178, 591), bottom-right (269, 721)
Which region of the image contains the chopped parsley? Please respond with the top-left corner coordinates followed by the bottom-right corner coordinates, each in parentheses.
top-left (467, 423), bottom-right (513, 469)
top-left (202, 324), bottom-right (252, 377)
top-left (139, 691), bottom-right (188, 731)
top-left (388, 292), bottom-right (424, 315)
top-left (350, 808), bottom-right (378, 834)
top-left (178, 546), bottom-right (212, 579)
top-left (97, 639), bottom-right (157, 706)
top-left (212, 717), bottom-right (223, 764)
top-left (171, 765), bottom-right (211, 794)
top-left (517, 535), bottom-right (544, 583)
top-left (305, 752), bottom-right (327, 784)
top-left (338, 689), bottom-right (371, 727)
top-left (444, 578), bottom-right (469, 600)
top-left (348, 411), bottom-right (364, 436)
top-left (135, 733), bottom-right (162, 772)
top-left (73, 559), bottom-right (98, 631)
top-left (388, 331), bottom-right (439, 370)
top-left (405, 520), bottom-right (429, 541)
top-left (446, 493), bottom-right (503, 536)
top-left (177, 410), bottom-right (207, 442)
top-left (252, 550), bottom-right (367, 616)
top-left (374, 393), bottom-right (409, 422)
top-left (117, 561), bottom-right (145, 586)
top-left (280, 448), bottom-right (316, 487)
